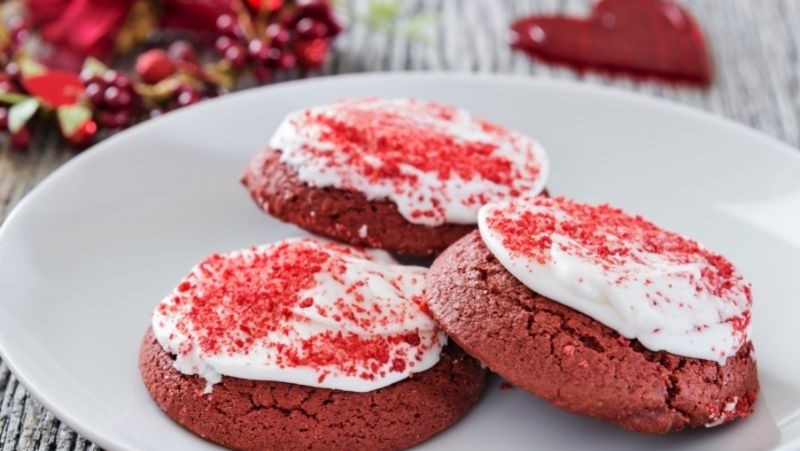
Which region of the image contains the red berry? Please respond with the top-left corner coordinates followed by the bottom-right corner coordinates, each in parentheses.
top-left (295, 18), bottom-right (316, 38)
top-left (103, 70), bottom-right (122, 85)
top-left (216, 14), bottom-right (237, 35)
top-left (97, 110), bottom-right (131, 129)
top-left (176, 89), bottom-right (202, 107)
top-left (5, 62), bottom-right (21, 81)
top-left (10, 126), bottom-right (31, 151)
top-left (266, 47), bottom-right (283, 65)
top-left (85, 82), bottom-right (105, 106)
top-left (103, 86), bottom-right (132, 109)
top-left (294, 38), bottom-right (329, 69)
top-left (266, 24), bottom-right (290, 46)
top-left (8, 16), bottom-right (29, 46)
top-left (79, 69), bottom-right (99, 83)
top-left (248, 40), bottom-right (270, 61)
top-left (136, 49), bottom-right (176, 84)
top-left (103, 71), bottom-right (135, 94)
top-left (215, 36), bottom-right (234, 53)
top-left (168, 41), bottom-right (198, 63)
top-left (11, 27), bottom-right (29, 46)
top-left (278, 53), bottom-right (297, 69)
top-left (0, 107), bottom-right (8, 130)
top-left (293, 1), bottom-right (343, 36)
top-left (66, 120), bottom-right (97, 149)
top-left (112, 73), bottom-right (133, 91)
top-left (311, 22), bottom-right (329, 38)
top-left (231, 24), bottom-right (247, 40)
top-left (224, 45), bottom-right (247, 69)
top-left (0, 80), bottom-right (17, 94)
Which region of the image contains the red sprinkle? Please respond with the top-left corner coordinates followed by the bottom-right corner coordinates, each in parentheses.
top-left (484, 197), bottom-right (752, 352)
top-left (486, 197), bottom-right (751, 303)
top-left (158, 239), bottom-right (435, 382)
top-left (391, 358), bottom-right (406, 373)
top-left (287, 99), bottom-right (544, 220)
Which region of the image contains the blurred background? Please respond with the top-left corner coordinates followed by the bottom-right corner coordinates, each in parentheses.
top-left (1, 0), bottom-right (799, 449)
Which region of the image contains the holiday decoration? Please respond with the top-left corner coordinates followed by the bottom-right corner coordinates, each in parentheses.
top-left (25, 0), bottom-right (231, 68)
top-left (210, 0), bottom-right (341, 83)
top-left (510, 0), bottom-right (712, 85)
top-left (0, 0), bottom-right (342, 151)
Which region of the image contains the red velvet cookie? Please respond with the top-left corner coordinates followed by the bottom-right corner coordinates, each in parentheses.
top-left (141, 238), bottom-right (486, 450)
top-left (242, 98), bottom-right (549, 256)
top-left (242, 147), bottom-right (474, 256)
top-left (140, 329), bottom-right (485, 451)
top-left (426, 197), bottom-right (759, 434)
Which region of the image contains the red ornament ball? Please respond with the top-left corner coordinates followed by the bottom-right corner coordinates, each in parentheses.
top-left (136, 49), bottom-right (177, 84)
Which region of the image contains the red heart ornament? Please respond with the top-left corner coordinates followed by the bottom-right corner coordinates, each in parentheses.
top-left (511, 0), bottom-right (713, 85)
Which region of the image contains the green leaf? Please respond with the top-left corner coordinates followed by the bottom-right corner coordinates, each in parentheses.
top-left (0, 91), bottom-right (30, 104)
top-left (81, 57), bottom-right (108, 78)
top-left (362, 1), bottom-right (403, 31)
top-left (357, 2), bottom-right (438, 45)
top-left (57, 104), bottom-right (92, 137)
top-left (17, 56), bottom-right (46, 77)
top-left (401, 12), bottom-right (439, 43)
top-left (8, 98), bottom-right (39, 133)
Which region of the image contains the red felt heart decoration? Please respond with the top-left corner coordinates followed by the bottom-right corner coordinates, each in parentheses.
top-left (511, 0), bottom-right (713, 85)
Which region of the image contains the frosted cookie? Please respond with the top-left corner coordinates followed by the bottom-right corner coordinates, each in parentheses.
top-left (426, 197), bottom-right (758, 434)
top-left (140, 238), bottom-right (485, 450)
top-left (242, 98), bottom-right (549, 256)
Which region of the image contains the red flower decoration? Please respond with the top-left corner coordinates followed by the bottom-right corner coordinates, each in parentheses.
top-left (26, 0), bottom-right (235, 69)
top-left (159, 0), bottom-right (235, 33)
top-left (26, 0), bottom-right (133, 69)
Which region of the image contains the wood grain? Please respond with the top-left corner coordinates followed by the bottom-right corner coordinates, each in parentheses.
top-left (2, 0), bottom-right (799, 449)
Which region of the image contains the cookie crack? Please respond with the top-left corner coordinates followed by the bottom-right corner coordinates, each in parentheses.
top-left (665, 373), bottom-right (692, 424)
top-left (235, 387), bottom-right (318, 421)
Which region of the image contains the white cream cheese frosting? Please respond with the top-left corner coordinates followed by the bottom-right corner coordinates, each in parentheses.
top-left (269, 98), bottom-right (549, 226)
top-left (478, 197), bottom-right (752, 364)
top-left (152, 238), bottom-right (446, 393)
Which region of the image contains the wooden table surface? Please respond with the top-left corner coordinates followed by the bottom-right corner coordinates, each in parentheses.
top-left (2, 0), bottom-right (800, 449)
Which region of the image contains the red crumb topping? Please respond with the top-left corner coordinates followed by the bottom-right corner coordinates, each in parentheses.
top-left (288, 98), bottom-right (544, 220)
top-left (705, 391), bottom-right (757, 425)
top-left (158, 239), bottom-right (436, 381)
top-left (484, 197), bottom-right (752, 351)
top-left (486, 197), bottom-right (751, 302)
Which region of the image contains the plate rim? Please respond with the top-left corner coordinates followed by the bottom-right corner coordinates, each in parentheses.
top-left (1, 71), bottom-right (799, 450)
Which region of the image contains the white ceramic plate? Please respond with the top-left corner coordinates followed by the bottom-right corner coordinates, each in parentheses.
top-left (1, 73), bottom-right (799, 451)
